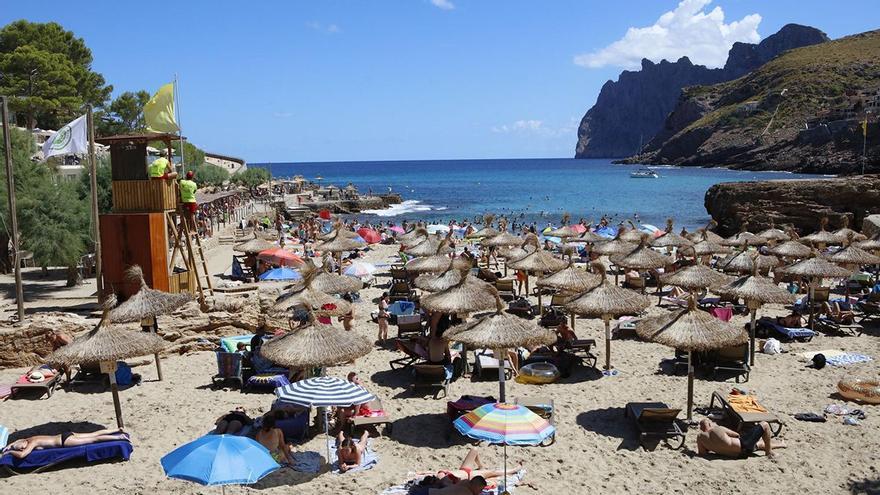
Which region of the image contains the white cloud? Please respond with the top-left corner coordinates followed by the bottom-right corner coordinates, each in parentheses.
top-left (305, 21), bottom-right (341, 34)
top-left (574, 0), bottom-right (761, 70)
top-left (430, 0), bottom-right (455, 10)
top-left (492, 118), bottom-right (577, 137)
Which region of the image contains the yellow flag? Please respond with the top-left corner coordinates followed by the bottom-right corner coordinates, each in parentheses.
top-left (144, 82), bottom-right (180, 133)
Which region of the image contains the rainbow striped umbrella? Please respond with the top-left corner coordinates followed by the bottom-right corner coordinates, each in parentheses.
top-left (453, 403), bottom-right (554, 446)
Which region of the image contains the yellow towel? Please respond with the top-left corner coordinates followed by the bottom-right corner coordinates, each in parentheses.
top-left (727, 394), bottom-right (768, 413)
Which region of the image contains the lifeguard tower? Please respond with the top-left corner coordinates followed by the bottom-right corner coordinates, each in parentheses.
top-left (96, 132), bottom-right (213, 303)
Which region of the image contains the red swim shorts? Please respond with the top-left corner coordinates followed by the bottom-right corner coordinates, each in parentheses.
top-left (184, 202), bottom-right (198, 213)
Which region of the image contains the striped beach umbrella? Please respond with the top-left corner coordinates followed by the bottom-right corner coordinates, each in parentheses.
top-left (454, 403), bottom-right (554, 494)
top-left (275, 376), bottom-right (376, 408)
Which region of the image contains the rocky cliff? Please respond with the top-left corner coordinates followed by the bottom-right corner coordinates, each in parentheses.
top-left (630, 29), bottom-right (880, 174)
top-left (575, 24), bottom-right (828, 159)
top-left (704, 175), bottom-right (880, 236)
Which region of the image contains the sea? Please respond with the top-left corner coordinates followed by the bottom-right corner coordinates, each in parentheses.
top-left (251, 158), bottom-right (815, 230)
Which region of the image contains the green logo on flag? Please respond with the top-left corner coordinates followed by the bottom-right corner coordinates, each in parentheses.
top-left (50, 125), bottom-right (72, 151)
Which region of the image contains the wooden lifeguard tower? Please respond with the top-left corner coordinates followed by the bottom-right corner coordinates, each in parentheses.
top-left (96, 132), bottom-right (212, 303)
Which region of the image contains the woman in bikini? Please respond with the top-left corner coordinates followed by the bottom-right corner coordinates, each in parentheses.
top-left (254, 413), bottom-right (294, 466)
top-left (214, 406), bottom-right (253, 434)
top-left (2, 428), bottom-right (128, 459)
top-left (336, 430), bottom-right (370, 473)
top-left (421, 447), bottom-right (520, 487)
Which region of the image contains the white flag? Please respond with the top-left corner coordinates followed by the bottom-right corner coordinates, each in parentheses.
top-left (42, 114), bottom-right (88, 160)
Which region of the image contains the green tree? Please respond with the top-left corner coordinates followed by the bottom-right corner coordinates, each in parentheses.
top-left (76, 155), bottom-right (112, 214)
top-left (232, 167), bottom-right (270, 188)
top-left (0, 20), bottom-right (112, 129)
top-left (95, 90), bottom-right (150, 136)
top-left (191, 163), bottom-right (230, 187)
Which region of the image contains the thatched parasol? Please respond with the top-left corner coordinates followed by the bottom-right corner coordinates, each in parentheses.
top-left (769, 239), bottom-right (813, 259)
top-left (591, 235), bottom-right (636, 256)
top-left (271, 271), bottom-right (353, 319)
top-left (682, 232), bottom-right (730, 258)
top-left (420, 271), bottom-right (496, 314)
top-left (651, 219), bottom-right (694, 249)
top-left (715, 259), bottom-right (795, 365)
top-left (827, 239), bottom-right (880, 266)
top-left (481, 231), bottom-right (523, 248)
top-left (497, 245), bottom-right (530, 261)
top-left (717, 247), bottom-right (779, 274)
top-left (721, 223), bottom-right (767, 247)
top-left (107, 266), bottom-right (194, 381)
top-left (260, 315), bottom-right (372, 369)
top-left (564, 263), bottom-right (650, 374)
top-left (507, 238), bottom-right (567, 314)
top-left (315, 229), bottom-right (365, 274)
top-left (233, 237), bottom-right (277, 254)
top-left (290, 259), bottom-right (363, 295)
top-left (686, 220), bottom-right (724, 244)
top-left (445, 289), bottom-right (555, 401)
top-left (397, 227), bottom-right (429, 245)
top-left (403, 235), bottom-right (453, 257)
top-left (577, 229), bottom-right (607, 244)
top-left (619, 222), bottom-right (645, 243)
top-left (405, 254), bottom-right (471, 273)
top-left (660, 264), bottom-right (733, 291)
top-left (612, 236), bottom-right (672, 271)
top-left (467, 214), bottom-right (499, 239)
top-left (784, 254), bottom-right (852, 330)
top-left (636, 297), bottom-right (747, 421)
top-left (49, 295), bottom-right (167, 428)
top-left (832, 217), bottom-right (867, 243)
top-left (414, 266), bottom-right (464, 292)
top-left (536, 261), bottom-right (601, 328)
top-left (545, 213), bottom-right (580, 239)
top-left (756, 221), bottom-right (790, 244)
top-left (856, 234), bottom-right (880, 252)
top-left (801, 217), bottom-right (843, 247)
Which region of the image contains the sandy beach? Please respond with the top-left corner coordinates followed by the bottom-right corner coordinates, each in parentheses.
top-left (2, 242), bottom-right (879, 495)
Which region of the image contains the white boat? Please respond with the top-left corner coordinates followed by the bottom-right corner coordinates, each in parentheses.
top-left (630, 168), bottom-right (659, 178)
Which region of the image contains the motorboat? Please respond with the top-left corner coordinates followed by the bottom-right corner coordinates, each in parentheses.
top-left (630, 168), bottom-right (659, 178)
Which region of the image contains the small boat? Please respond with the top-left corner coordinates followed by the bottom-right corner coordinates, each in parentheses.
top-left (630, 168), bottom-right (659, 179)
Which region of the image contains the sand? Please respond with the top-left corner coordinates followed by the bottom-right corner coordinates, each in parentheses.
top-left (2, 243), bottom-right (880, 495)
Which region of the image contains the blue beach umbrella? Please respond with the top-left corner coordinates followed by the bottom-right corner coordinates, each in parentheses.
top-left (161, 434), bottom-right (280, 493)
top-left (259, 267), bottom-right (302, 281)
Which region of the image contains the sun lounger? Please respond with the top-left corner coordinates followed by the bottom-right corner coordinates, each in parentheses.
top-left (412, 364), bottom-right (450, 399)
top-left (473, 349), bottom-right (513, 380)
top-left (351, 398), bottom-right (393, 437)
top-left (816, 317), bottom-right (864, 337)
top-left (756, 317), bottom-right (816, 342)
top-left (389, 338), bottom-right (428, 370)
top-left (515, 397), bottom-right (555, 446)
top-left (0, 439), bottom-right (133, 475)
top-left (706, 343), bottom-right (750, 383)
top-left (389, 282), bottom-right (416, 303)
top-left (495, 279), bottom-right (516, 301)
top-left (564, 338), bottom-right (597, 368)
top-left (212, 351), bottom-right (245, 388)
top-left (396, 314), bottom-right (424, 339)
top-left (11, 370), bottom-right (63, 400)
top-left (446, 395), bottom-right (496, 422)
top-left (624, 402), bottom-right (686, 450)
top-left (709, 391), bottom-right (784, 437)
top-left (244, 370), bottom-right (290, 392)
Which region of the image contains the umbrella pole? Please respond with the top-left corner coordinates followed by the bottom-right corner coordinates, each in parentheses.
top-left (325, 408), bottom-right (331, 465)
top-left (748, 308), bottom-right (757, 367)
top-left (497, 347), bottom-right (507, 403)
top-left (570, 312), bottom-right (575, 331)
top-left (152, 317), bottom-right (163, 381)
top-left (106, 362), bottom-right (124, 429)
top-left (502, 442), bottom-right (508, 494)
top-left (686, 351), bottom-right (694, 422)
top-left (808, 280), bottom-right (815, 332)
top-left (603, 316), bottom-right (612, 373)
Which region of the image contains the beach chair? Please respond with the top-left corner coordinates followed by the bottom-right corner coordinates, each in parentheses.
top-left (709, 391), bottom-right (784, 437)
top-left (10, 371), bottom-right (63, 400)
top-left (389, 267), bottom-right (408, 283)
top-left (816, 316), bottom-right (864, 337)
top-left (495, 279), bottom-right (516, 301)
top-left (564, 338), bottom-right (598, 368)
top-left (351, 398), bottom-right (393, 436)
top-left (389, 338), bottom-right (428, 370)
top-left (412, 364), bottom-right (450, 399)
top-left (473, 349), bottom-right (513, 380)
top-left (515, 397), bottom-right (555, 446)
top-left (624, 402), bottom-right (686, 450)
top-left (707, 343), bottom-right (750, 383)
top-left (396, 314), bottom-right (425, 339)
top-left (389, 282), bottom-right (416, 303)
top-left (507, 298), bottom-right (535, 319)
top-left (755, 317), bottom-right (816, 342)
top-left (624, 272), bottom-right (646, 291)
top-left (0, 438), bottom-right (133, 475)
top-left (856, 295), bottom-right (880, 324)
top-left (212, 351), bottom-right (245, 388)
top-left (275, 410), bottom-right (309, 442)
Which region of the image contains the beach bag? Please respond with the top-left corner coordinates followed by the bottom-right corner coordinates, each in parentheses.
top-left (762, 338), bottom-right (782, 355)
top-left (115, 362), bottom-right (134, 386)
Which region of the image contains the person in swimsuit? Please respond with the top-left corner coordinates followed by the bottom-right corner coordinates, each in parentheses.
top-left (214, 406), bottom-right (253, 434)
top-left (336, 430), bottom-right (369, 473)
top-left (377, 293), bottom-right (390, 344)
top-left (696, 419), bottom-right (785, 458)
top-left (415, 448), bottom-right (520, 489)
top-left (255, 413), bottom-right (294, 465)
top-left (2, 428), bottom-right (128, 458)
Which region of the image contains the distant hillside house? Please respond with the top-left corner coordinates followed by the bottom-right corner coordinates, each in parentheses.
top-left (204, 152), bottom-right (247, 174)
top-left (20, 126), bottom-right (109, 181)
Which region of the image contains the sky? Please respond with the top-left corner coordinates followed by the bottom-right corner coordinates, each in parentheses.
top-left (3, 0), bottom-right (879, 163)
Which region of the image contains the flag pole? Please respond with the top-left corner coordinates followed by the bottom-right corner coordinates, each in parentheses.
top-left (1, 96), bottom-right (25, 323)
top-left (86, 105), bottom-right (104, 303)
top-left (174, 74), bottom-right (185, 175)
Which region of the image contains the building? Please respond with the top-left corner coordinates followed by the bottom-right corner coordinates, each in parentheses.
top-left (20, 126), bottom-right (109, 181)
top-left (204, 152), bottom-right (247, 174)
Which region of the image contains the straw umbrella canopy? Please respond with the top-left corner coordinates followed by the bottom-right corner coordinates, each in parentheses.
top-left (545, 213), bottom-right (580, 239)
top-left (636, 297), bottom-right (747, 421)
top-left (612, 236), bottom-right (672, 271)
top-left (660, 264), bottom-right (733, 291)
top-left (420, 272), bottom-right (496, 314)
top-left (290, 259), bottom-right (363, 295)
top-left (827, 240), bottom-right (880, 266)
top-left (756, 222), bottom-right (790, 244)
top-left (577, 229), bottom-right (608, 244)
top-left (445, 289), bottom-right (555, 402)
top-left (686, 220), bottom-right (724, 244)
top-left (405, 254), bottom-right (471, 273)
top-left (315, 230), bottom-right (365, 274)
top-left (784, 254), bottom-right (852, 329)
top-left (619, 222), bottom-right (645, 243)
top-left (507, 238), bottom-right (567, 314)
top-left (801, 217), bottom-right (843, 247)
top-left (260, 315), bottom-right (372, 369)
top-left (856, 234), bottom-right (880, 252)
top-left (49, 295), bottom-right (167, 428)
top-left (481, 231), bottom-right (523, 248)
top-left (683, 233), bottom-right (730, 258)
top-left (564, 263), bottom-right (650, 374)
top-left (536, 261), bottom-right (601, 328)
top-left (107, 266), bottom-right (194, 381)
top-left (271, 270), bottom-right (353, 319)
top-left (717, 247), bottom-right (779, 274)
top-left (233, 236), bottom-right (277, 254)
top-left (497, 245), bottom-right (530, 261)
top-left (651, 219), bottom-right (694, 249)
top-left (715, 261), bottom-right (795, 366)
top-left (832, 217), bottom-right (867, 243)
top-left (404, 236), bottom-right (453, 257)
top-left (467, 214), bottom-right (500, 239)
top-left (721, 223), bottom-right (767, 247)
top-left (591, 235), bottom-right (636, 256)
top-left (414, 266), bottom-right (465, 292)
top-left (397, 227), bottom-right (429, 245)
top-left (769, 240), bottom-right (813, 259)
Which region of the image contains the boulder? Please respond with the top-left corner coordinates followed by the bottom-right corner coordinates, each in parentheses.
top-left (862, 214), bottom-right (880, 238)
top-left (0, 312), bottom-right (92, 369)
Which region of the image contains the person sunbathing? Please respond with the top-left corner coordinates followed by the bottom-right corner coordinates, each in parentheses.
top-left (214, 406), bottom-right (253, 434)
top-left (823, 301), bottom-right (855, 324)
top-left (2, 428), bottom-right (128, 458)
top-left (696, 419), bottom-right (785, 459)
top-left (410, 476), bottom-right (488, 495)
top-left (416, 447), bottom-right (520, 488)
top-left (255, 413), bottom-right (295, 465)
top-left (336, 430), bottom-right (369, 473)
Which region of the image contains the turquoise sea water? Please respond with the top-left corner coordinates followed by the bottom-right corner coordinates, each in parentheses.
top-left (252, 159), bottom-right (814, 230)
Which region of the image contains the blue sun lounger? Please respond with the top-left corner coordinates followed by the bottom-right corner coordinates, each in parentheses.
top-left (0, 439), bottom-right (133, 475)
top-left (757, 318), bottom-right (815, 342)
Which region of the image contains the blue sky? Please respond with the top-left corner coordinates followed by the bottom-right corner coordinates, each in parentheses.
top-left (3, 0), bottom-right (878, 162)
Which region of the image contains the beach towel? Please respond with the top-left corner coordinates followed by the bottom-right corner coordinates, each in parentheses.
top-left (290, 451), bottom-right (321, 473)
top-left (798, 349), bottom-right (847, 361)
top-left (380, 469), bottom-right (526, 495)
top-left (327, 438), bottom-right (378, 474)
top-left (826, 353), bottom-right (873, 367)
top-left (710, 307), bottom-right (733, 322)
top-left (727, 395), bottom-right (768, 414)
top-left (0, 439), bottom-right (133, 471)
top-left (0, 425), bottom-right (8, 447)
